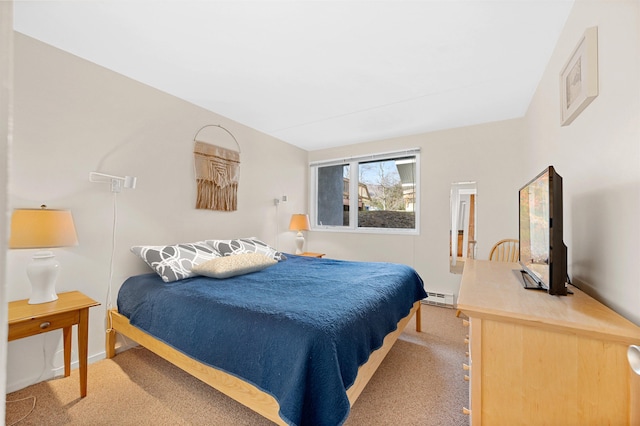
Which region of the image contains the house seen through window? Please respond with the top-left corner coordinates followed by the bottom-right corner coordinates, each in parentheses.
top-left (310, 149), bottom-right (419, 234)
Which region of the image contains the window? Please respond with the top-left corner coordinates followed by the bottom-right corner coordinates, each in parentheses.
top-left (310, 149), bottom-right (420, 234)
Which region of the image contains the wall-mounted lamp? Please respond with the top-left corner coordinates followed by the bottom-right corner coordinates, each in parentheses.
top-left (273, 195), bottom-right (288, 206)
top-left (89, 172), bottom-right (137, 193)
top-left (289, 214), bottom-right (310, 254)
top-left (9, 205), bottom-right (79, 304)
top-left (89, 171), bottom-right (137, 308)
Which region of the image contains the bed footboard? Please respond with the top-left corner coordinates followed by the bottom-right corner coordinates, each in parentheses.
top-left (106, 308), bottom-right (285, 424)
top-left (105, 301), bottom-right (420, 425)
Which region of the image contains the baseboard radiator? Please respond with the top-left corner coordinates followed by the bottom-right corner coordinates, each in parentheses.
top-left (422, 291), bottom-right (455, 308)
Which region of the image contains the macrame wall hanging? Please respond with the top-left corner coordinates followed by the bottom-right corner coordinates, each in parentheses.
top-left (193, 124), bottom-right (241, 211)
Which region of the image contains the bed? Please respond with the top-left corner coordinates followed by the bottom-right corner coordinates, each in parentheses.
top-left (106, 253), bottom-right (426, 426)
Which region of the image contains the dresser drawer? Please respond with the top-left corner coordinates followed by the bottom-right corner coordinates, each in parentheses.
top-left (8, 310), bottom-right (79, 341)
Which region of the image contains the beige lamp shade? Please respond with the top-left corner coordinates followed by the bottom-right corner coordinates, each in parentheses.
top-left (9, 208), bottom-right (79, 249)
top-left (289, 214), bottom-right (311, 232)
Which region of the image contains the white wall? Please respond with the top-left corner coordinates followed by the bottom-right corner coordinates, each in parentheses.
top-left (524, 0), bottom-right (640, 324)
top-left (1, 0), bottom-right (13, 420)
top-left (309, 0), bottom-right (640, 327)
top-left (307, 118), bottom-right (528, 297)
top-left (7, 33), bottom-right (308, 392)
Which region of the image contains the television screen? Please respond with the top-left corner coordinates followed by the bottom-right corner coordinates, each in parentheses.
top-left (518, 166), bottom-right (568, 295)
top-left (519, 170), bottom-right (551, 286)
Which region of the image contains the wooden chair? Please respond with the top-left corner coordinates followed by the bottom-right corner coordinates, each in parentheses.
top-left (489, 239), bottom-right (519, 262)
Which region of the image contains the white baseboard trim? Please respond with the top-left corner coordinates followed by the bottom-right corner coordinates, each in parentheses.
top-left (6, 343), bottom-right (139, 394)
top-left (51, 352), bottom-right (107, 377)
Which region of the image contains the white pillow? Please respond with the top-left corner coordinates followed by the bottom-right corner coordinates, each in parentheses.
top-left (192, 253), bottom-right (277, 279)
top-left (131, 242), bottom-right (221, 282)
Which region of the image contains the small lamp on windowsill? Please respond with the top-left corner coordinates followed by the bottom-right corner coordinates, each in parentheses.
top-left (9, 205), bottom-right (79, 304)
top-left (289, 214), bottom-right (311, 255)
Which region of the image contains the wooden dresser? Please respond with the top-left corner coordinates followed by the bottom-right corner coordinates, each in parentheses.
top-left (457, 259), bottom-right (640, 425)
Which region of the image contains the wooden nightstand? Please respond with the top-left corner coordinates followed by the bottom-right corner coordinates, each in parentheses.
top-left (300, 252), bottom-right (325, 258)
top-left (8, 291), bottom-right (100, 398)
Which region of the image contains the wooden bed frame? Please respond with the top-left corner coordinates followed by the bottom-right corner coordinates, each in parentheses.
top-left (106, 301), bottom-right (421, 425)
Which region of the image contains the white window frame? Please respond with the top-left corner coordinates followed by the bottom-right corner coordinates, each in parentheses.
top-left (309, 148), bottom-right (420, 235)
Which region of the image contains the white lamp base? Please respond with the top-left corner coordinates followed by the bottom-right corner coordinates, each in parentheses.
top-left (295, 231), bottom-right (305, 255)
top-left (26, 250), bottom-right (60, 304)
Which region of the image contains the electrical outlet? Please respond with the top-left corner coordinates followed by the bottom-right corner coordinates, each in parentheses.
top-left (274, 198), bottom-right (280, 206)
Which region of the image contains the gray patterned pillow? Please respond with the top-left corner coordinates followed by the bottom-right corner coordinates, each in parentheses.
top-left (131, 242), bottom-right (221, 282)
top-left (192, 253), bottom-right (277, 279)
top-left (205, 237), bottom-right (287, 261)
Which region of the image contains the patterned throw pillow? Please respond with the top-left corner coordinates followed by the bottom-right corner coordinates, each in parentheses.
top-left (131, 242), bottom-right (221, 282)
top-left (192, 253), bottom-right (277, 279)
top-left (205, 237), bottom-right (287, 261)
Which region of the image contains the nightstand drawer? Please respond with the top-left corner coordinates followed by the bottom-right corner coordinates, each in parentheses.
top-left (8, 310), bottom-right (79, 341)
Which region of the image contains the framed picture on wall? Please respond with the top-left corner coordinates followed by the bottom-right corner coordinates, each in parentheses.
top-left (560, 26), bottom-right (598, 126)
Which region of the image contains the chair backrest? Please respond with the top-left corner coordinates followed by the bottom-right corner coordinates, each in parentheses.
top-left (489, 239), bottom-right (519, 262)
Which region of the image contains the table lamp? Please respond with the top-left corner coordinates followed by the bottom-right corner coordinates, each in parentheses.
top-left (9, 205), bottom-right (79, 304)
top-left (289, 214), bottom-right (310, 254)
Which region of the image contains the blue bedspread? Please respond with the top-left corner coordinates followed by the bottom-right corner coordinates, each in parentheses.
top-left (118, 254), bottom-right (426, 426)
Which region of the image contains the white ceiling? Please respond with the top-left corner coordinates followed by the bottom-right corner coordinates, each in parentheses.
top-left (13, 1), bottom-right (574, 151)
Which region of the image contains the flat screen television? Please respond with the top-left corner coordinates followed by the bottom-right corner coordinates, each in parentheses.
top-left (518, 166), bottom-right (568, 295)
